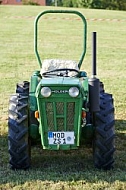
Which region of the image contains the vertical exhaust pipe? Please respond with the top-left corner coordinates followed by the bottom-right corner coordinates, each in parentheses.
top-left (88, 32), bottom-right (100, 112)
top-left (92, 32), bottom-right (97, 77)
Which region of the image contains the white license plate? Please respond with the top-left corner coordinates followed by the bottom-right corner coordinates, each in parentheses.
top-left (48, 131), bottom-right (74, 145)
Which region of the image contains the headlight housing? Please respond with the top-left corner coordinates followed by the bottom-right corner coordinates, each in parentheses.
top-left (41, 87), bottom-right (51, 97)
top-left (69, 87), bottom-right (79, 97)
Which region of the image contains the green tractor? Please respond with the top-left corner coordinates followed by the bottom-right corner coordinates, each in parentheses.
top-left (8, 10), bottom-right (115, 170)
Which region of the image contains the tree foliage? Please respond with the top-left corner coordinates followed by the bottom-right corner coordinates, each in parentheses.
top-left (90, 0), bottom-right (126, 10)
top-left (78, 0), bottom-right (126, 10)
top-left (78, 0), bottom-right (92, 8)
top-left (48, 0), bottom-right (126, 10)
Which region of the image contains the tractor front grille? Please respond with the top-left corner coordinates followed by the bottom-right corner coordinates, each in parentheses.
top-left (46, 102), bottom-right (75, 131)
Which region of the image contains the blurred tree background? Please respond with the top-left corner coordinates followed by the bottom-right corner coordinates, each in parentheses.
top-left (46, 0), bottom-right (126, 10)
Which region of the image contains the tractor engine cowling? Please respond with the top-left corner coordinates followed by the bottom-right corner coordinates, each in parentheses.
top-left (35, 76), bottom-right (88, 150)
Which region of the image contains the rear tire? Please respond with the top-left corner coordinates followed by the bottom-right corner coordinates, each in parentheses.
top-left (8, 82), bottom-right (30, 169)
top-left (93, 93), bottom-right (115, 170)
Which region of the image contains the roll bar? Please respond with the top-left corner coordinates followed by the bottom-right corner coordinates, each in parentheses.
top-left (34, 10), bottom-right (87, 69)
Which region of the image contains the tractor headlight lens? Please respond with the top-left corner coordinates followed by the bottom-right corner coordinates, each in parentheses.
top-left (41, 87), bottom-right (51, 97)
top-left (69, 87), bottom-right (79, 97)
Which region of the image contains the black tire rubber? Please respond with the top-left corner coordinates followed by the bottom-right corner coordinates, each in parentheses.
top-left (8, 82), bottom-right (30, 169)
top-left (93, 93), bottom-right (115, 170)
top-left (16, 81), bottom-right (29, 94)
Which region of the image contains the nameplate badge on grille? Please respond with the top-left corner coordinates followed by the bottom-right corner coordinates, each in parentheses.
top-left (52, 90), bottom-right (68, 94)
top-left (48, 131), bottom-right (74, 145)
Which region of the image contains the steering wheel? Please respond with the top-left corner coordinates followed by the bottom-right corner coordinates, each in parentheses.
top-left (42, 68), bottom-right (79, 77)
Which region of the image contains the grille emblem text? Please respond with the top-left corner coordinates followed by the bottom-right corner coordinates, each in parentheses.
top-left (52, 90), bottom-right (68, 94)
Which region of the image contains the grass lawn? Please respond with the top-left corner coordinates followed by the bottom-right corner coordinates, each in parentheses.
top-left (0, 5), bottom-right (126, 190)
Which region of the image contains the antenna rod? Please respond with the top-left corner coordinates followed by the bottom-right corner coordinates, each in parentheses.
top-left (92, 32), bottom-right (97, 76)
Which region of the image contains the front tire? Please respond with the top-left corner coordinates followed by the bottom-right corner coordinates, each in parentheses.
top-left (8, 93), bottom-right (30, 169)
top-left (93, 93), bottom-right (115, 170)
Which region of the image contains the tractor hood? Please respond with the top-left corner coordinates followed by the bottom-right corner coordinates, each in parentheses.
top-left (40, 77), bottom-right (80, 86)
top-left (35, 76), bottom-right (87, 98)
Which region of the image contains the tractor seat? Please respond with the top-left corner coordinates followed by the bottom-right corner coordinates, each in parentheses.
top-left (40, 59), bottom-right (79, 77)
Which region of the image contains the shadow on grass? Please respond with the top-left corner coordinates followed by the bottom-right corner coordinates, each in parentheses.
top-left (0, 119), bottom-right (126, 185)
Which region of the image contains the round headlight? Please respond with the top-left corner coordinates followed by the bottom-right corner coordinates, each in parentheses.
top-left (41, 87), bottom-right (51, 97)
top-left (69, 87), bottom-right (79, 97)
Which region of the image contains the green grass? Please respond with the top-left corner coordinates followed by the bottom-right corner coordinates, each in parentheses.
top-left (0, 5), bottom-right (126, 190)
